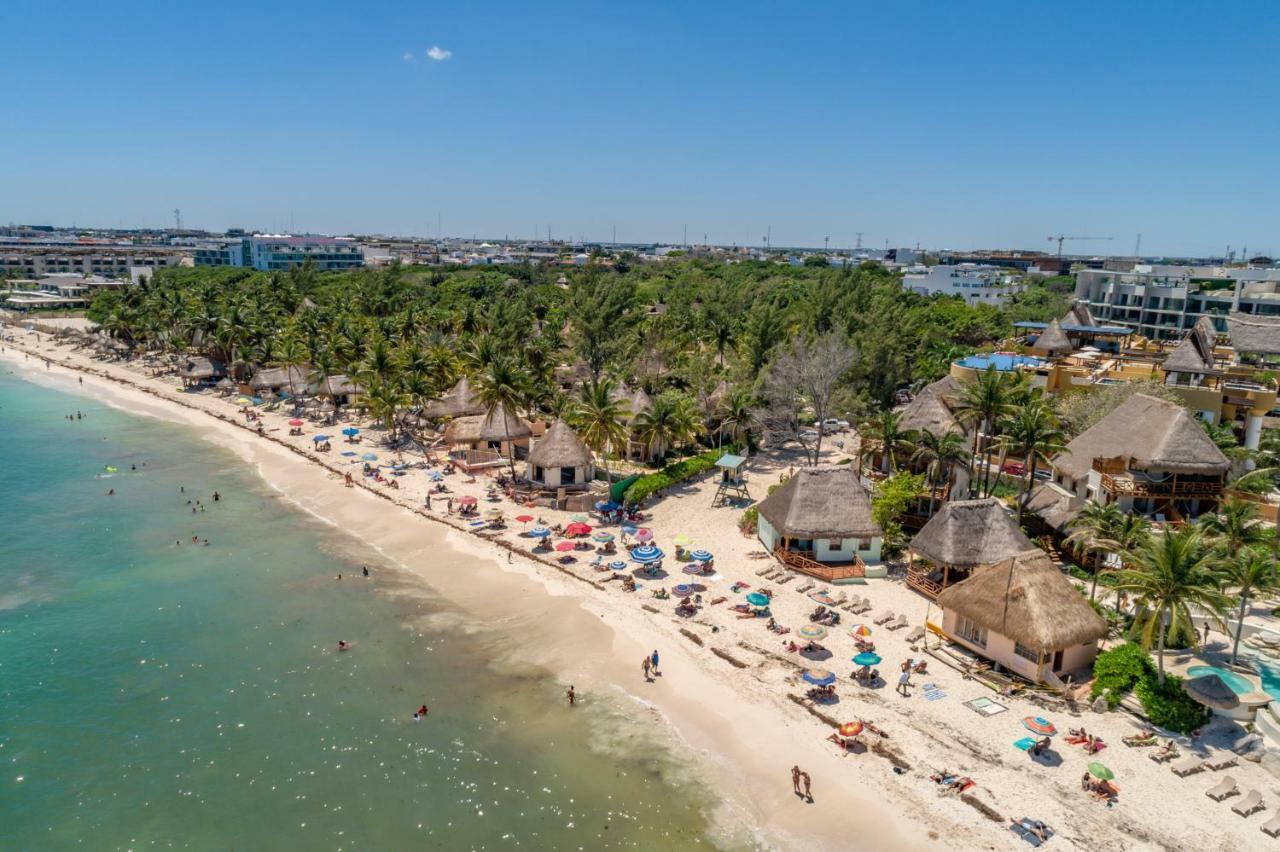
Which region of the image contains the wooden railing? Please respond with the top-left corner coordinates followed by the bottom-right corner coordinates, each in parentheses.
top-left (906, 565), bottom-right (943, 599)
top-left (773, 546), bottom-right (865, 582)
top-left (1098, 473), bottom-right (1222, 497)
top-left (449, 448), bottom-right (508, 469)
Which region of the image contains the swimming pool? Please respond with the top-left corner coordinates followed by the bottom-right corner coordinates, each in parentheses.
top-left (1186, 664), bottom-right (1260, 696)
top-left (956, 353), bottom-right (1045, 371)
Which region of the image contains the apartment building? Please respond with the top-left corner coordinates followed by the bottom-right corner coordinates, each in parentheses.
top-left (901, 263), bottom-right (1024, 306)
top-left (195, 235), bottom-right (364, 272)
top-left (0, 244), bottom-right (185, 277)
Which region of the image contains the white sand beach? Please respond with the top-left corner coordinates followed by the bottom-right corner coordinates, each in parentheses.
top-left (4, 326), bottom-right (1276, 851)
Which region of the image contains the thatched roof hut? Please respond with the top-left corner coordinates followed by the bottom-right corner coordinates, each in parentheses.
top-left (910, 498), bottom-right (1034, 568)
top-left (1162, 316), bottom-right (1218, 374)
top-left (444, 404), bottom-right (532, 445)
top-left (422, 377), bottom-right (486, 419)
top-left (180, 356), bottom-right (226, 381)
top-left (756, 465), bottom-right (881, 540)
top-left (249, 365), bottom-right (310, 394)
top-left (610, 384), bottom-right (653, 425)
top-left (1183, 673), bottom-right (1241, 711)
top-left (896, 376), bottom-right (966, 436)
top-left (527, 419), bottom-right (593, 469)
top-left (1060, 301), bottom-right (1096, 327)
top-left (1031, 319), bottom-right (1073, 356)
top-left (1227, 311), bottom-right (1280, 356)
top-left (1051, 393), bottom-right (1230, 479)
top-left (936, 550), bottom-right (1107, 653)
top-left (1025, 482), bottom-right (1084, 532)
top-left (319, 375), bottom-right (363, 398)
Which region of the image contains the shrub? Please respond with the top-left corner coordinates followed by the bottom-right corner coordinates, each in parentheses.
top-left (739, 506), bottom-right (759, 535)
top-left (623, 445), bottom-right (739, 505)
top-left (1135, 674), bottom-right (1211, 734)
top-left (1125, 614), bottom-right (1197, 650)
top-left (1090, 643), bottom-right (1154, 708)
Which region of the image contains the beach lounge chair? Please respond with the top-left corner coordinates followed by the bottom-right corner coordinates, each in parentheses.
top-left (1149, 742), bottom-right (1180, 763)
top-left (1206, 751), bottom-right (1239, 771)
top-left (1207, 776), bottom-right (1239, 801)
top-left (1009, 818), bottom-right (1052, 847)
top-left (873, 610), bottom-right (894, 625)
top-left (1171, 756), bottom-right (1207, 776)
top-left (777, 574), bottom-right (795, 584)
top-left (887, 614), bottom-right (909, 631)
top-left (796, 582), bottom-right (815, 594)
top-left (905, 625), bottom-right (926, 644)
top-left (1260, 809), bottom-right (1280, 837)
top-left (1122, 731), bottom-right (1158, 747)
top-left (755, 567), bottom-right (773, 577)
top-left (1234, 790), bottom-right (1264, 817)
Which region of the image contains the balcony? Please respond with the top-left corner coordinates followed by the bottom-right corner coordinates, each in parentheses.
top-left (773, 546), bottom-right (865, 583)
top-left (1097, 471), bottom-right (1223, 497)
top-left (907, 564), bottom-right (943, 598)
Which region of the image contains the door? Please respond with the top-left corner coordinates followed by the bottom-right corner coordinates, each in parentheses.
top-left (1052, 649), bottom-right (1065, 672)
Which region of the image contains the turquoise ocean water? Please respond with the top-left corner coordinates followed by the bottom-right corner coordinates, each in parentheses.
top-left (0, 369), bottom-right (725, 850)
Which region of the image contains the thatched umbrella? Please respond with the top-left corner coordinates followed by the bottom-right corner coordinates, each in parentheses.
top-left (421, 377), bottom-right (486, 419)
top-left (1183, 674), bottom-right (1240, 711)
top-left (910, 498), bottom-right (1035, 570)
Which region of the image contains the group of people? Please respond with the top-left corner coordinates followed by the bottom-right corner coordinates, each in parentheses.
top-left (790, 766), bottom-right (814, 802)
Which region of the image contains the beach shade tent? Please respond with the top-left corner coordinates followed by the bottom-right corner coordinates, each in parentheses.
top-left (852, 652), bottom-right (882, 667)
top-left (850, 624), bottom-right (872, 637)
top-left (527, 526), bottom-right (553, 538)
top-left (1022, 717), bottom-right (1057, 737)
top-left (934, 550), bottom-right (1108, 685)
top-left (907, 497), bottom-right (1037, 599)
top-left (802, 669), bottom-right (837, 687)
top-left (839, 721), bottom-right (864, 738)
top-left (565, 522), bottom-right (592, 537)
top-left (458, 495), bottom-right (478, 507)
top-left (420, 377), bottom-right (487, 419)
top-left (554, 541), bottom-right (576, 552)
top-left (288, 418), bottom-right (304, 427)
top-left (630, 545), bottom-right (665, 564)
top-left (1183, 673), bottom-right (1241, 711)
top-left (797, 624), bottom-right (828, 641)
top-left (524, 419), bottom-right (596, 492)
top-left (688, 549), bottom-right (713, 563)
top-left (1088, 763), bottom-right (1114, 781)
top-left (361, 453), bottom-right (378, 462)
top-left (608, 560), bottom-right (628, 571)
top-left (745, 593), bottom-right (771, 608)
top-left (595, 500), bottom-right (621, 512)
top-left (673, 584), bottom-right (694, 597)
top-left (515, 514), bottom-right (535, 523)
top-left (591, 532), bottom-right (615, 543)
top-left (312, 435), bottom-right (331, 443)
top-left (342, 427), bottom-right (361, 438)
top-left (754, 465), bottom-right (884, 580)
top-left (634, 528), bottom-right (654, 543)
top-left (673, 534), bottom-right (693, 548)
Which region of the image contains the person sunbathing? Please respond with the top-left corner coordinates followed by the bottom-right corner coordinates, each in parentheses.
top-left (1065, 729), bottom-right (1088, 745)
top-left (913, 660), bottom-right (927, 674)
top-left (1084, 735), bottom-right (1105, 754)
top-left (709, 596), bottom-right (727, 605)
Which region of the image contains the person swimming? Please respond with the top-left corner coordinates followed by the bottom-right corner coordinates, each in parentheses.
top-left (413, 704), bottom-right (429, 720)
top-left (337, 640), bottom-right (348, 652)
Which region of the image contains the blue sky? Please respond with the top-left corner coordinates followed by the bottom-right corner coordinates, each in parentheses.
top-left (2, 1), bottom-right (1277, 256)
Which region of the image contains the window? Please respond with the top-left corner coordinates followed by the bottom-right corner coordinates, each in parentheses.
top-left (955, 616), bottom-right (987, 647)
top-left (857, 538), bottom-right (871, 551)
top-left (534, 466), bottom-right (544, 482)
top-left (826, 540), bottom-right (842, 552)
top-left (1013, 642), bottom-right (1040, 663)
top-left (560, 467), bottom-right (575, 486)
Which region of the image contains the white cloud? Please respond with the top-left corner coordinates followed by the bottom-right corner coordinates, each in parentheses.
top-left (402, 51), bottom-right (415, 62)
top-left (426, 46), bottom-right (452, 61)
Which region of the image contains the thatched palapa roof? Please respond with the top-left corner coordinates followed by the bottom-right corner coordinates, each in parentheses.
top-left (249, 365), bottom-right (309, 393)
top-left (1183, 673), bottom-right (1241, 710)
top-left (1031, 319), bottom-right (1073, 356)
top-left (756, 465), bottom-right (881, 540)
top-left (527, 419), bottom-right (593, 468)
top-left (320, 375), bottom-right (362, 397)
top-left (1227, 311), bottom-right (1280, 356)
top-left (181, 356), bottom-right (226, 380)
top-left (422, 377), bottom-right (486, 418)
top-left (1162, 316), bottom-right (1217, 374)
top-left (1052, 393), bottom-right (1230, 479)
top-left (1025, 482), bottom-right (1084, 532)
top-left (610, 384), bottom-right (653, 425)
top-left (444, 404), bottom-right (532, 444)
top-left (896, 376), bottom-right (966, 436)
top-left (936, 550), bottom-right (1107, 652)
top-left (910, 498), bottom-right (1035, 568)
top-left (1060, 301), bottom-right (1096, 327)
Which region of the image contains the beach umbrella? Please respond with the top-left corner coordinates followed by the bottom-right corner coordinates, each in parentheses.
top-left (570, 513), bottom-right (589, 523)
top-left (681, 563), bottom-right (705, 575)
top-left (428, 471), bottom-right (443, 481)
top-left (673, 584), bottom-right (694, 597)
top-left (673, 534), bottom-right (693, 548)
top-left (608, 560), bottom-right (628, 571)
top-left (809, 591), bottom-right (837, 606)
top-left (312, 434), bottom-right (330, 442)
top-left (288, 418), bottom-right (304, 426)
top-left (630, 544), bottom-right (665, 564)
top-left (555, 541), bottom-right (576, 552)
top-left (688, 549), bottom-right (713, 562)
top-left (527, 526), bottom-right (552, 538)
top-left (745, 592), bottom-right (770, 607)
top-left (361, 453), bottom-right (378, 461)
top-left (565, 522), bottom-right (592, 536)
top-left (802, 669), bottom-right (836, 687)
top-left (591, 531), bottom-right (615, 543)
top-left (797, 624), bottom-right (828, 641)
top-left (236, 397), bottom-right (252, 405)
top-left (839, 721), bottom-right (864, 738)
top-left (595, 500), bottom-right (620, 512)
top-left (458, 495), bottom-right (478, 506)
top-left (621, 525), bottom-right (637, 537)
top-left (852, 652), bottom-right (882, 667)
top-left (1022, 717), bottom-right (1057, 737)
top-left (1087, 762), bottom-right (1114, 781)
top-left (850, 624), bottom-right (872, 637)
top-left (1183, 673), bottom-right (1240, 710)
top-left (484, 508), bottom-right (503, 520)
top-left (342, 427), bottom-right (360, 437)
top-left (634, 527), bottom-right (654, 542)
top-left (515, 514), bottom-right (535, 523)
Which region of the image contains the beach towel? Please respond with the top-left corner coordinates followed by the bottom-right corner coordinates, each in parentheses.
top-left (1014, 737), bottom-right (1037, 751)
top-left (964, 696), bottom-right (1008, 716)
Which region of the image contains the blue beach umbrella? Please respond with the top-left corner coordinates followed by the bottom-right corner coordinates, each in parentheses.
top-left (802, 669), bottom-right (837, 687)
top-left (595, 500), bottom-right (621, 512)
top-left (745, 592), bottom-right (770, 608)
top-left (527, 526), bottom-right (552, 538)
top-left (621, 525), bottom-right (638, 536)
top-left (428, 471), bottom-right (443, 481)
top-left (342, 427), bottom-right (360, 437)
top-left (673, 584), bottom-right (694, 597)
top-left (630, 545), bottom-right (665, 564)
top-left (853, 652), bottom-right (882, 667)
top-left (312, 434), bottom-right (331, 442)
top-left (608, 560), bottom-right (628, 571)
top-left (688, 549), bottom-right (713, 562)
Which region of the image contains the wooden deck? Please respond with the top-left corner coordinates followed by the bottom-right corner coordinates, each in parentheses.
top-left (773, 546), bottom-right (865, 582)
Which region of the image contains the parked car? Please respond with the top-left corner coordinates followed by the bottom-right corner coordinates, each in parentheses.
top-left (813, 418), bottom-right (850, 434)
top-left (1001, 460), bottom-right (1026, 476)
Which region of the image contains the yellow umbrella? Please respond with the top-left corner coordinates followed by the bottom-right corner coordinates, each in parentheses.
top-left (673, 534), bottom-right (693, 548)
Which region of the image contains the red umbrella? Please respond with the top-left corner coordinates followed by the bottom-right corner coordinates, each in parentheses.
top-left (839, 721), bottom-right (864, 738)
top-left (515, 515), bottom-right (535, 523)
top-left (288, 418), bottom-right (304, 426)
top-left (458, 495), bottom-right (478, 506)
top-left (565, 522), bottom-right (592, 536)
top-left (554, 541), bottom-right (576, 552)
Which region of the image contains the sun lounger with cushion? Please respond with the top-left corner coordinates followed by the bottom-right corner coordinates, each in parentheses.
top-left (905, 625), bottom-right (926, 644)
top-left (888, 614), bottom-right (909, 630)
top-left (853, 598), bottom-right (873, 614)
top-left (1261, 809), bottom-right (1280, 837)
top-left (1149, 743), bottom-right (1180, 763)
top-left (1171, 756), bottom-right (1207, 776)
top-left (1234, 790), bottom-right (1265, 817)
top-left (1207, 776), bottom-right (1239, 801)
top-left (873, 610), bottom-right (894, 625)
top-left (1206, 752), bottom-right (1239, 771)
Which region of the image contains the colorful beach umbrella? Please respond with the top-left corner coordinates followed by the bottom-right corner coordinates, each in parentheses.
top-left (236, 397), bottom-right (252, 405)
top-left (570, 513), bottom-right (589, 524)
top-left (591, 531), bottom-right (615, 543)
top-left (745, 592), bottom-right (770, 608)
top-left (527, 526), bottom-right (552, 538)
top-left (809, 591), bottom-right (837, 606)
top-left (608, 560), bottom-right (628, 571)
top-left (595, 500), bottom-right (620, 511)
top-left (681, 563), bottom-right (704, 575)
top-left (634, 528), bottom-right (654, 542)
top-left (458, 495), bottom-right (478, 506)
top-left (342, 427), bottom-right (360, 437)
top-left (802, 669), bottom-right (836, 687)
top-left (515, 514), bottom-right (535, 523)
top-left (852, 652), bottom-right (882, 667)
top-left (1022, 717), bottom-right (1057, 737)
top-left (630, 544), bottom-right (665, 564)
top-left (288, 418), bottom-right (304, 426)
top-left (688, 549), bottom-right (713, 562)
top-left (850, 624), bottom-right (872, 637)
top-left (797, 624), bottom-right (828, 641)
top-left (673, 584), bottom-right (694, 597)
top-left (565, 522), bottom-right (592, 536)
top-left (312, 434), bottom-right (330, 442)
top-left (1087, 762), bottom-right (1114, 781)
top-left (554, 541), bottom-right (576, 552)
top-left (839, 721), bottom-right (864, 738)
top-left (621, 525), bottom-right (638, 536)
top-left (673, 534), bottom-right (693, 548)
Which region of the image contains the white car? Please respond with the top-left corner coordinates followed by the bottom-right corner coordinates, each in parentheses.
top-left (813, 418), bottom-right (849, 434)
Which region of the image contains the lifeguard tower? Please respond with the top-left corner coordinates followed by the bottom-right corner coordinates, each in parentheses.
top-left (711, 453), bottom-right (750, 507)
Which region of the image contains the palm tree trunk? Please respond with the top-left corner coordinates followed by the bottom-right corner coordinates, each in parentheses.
top-left (1089, 551), bottom-right (1100, 602)
top-left (1018, 455), bottom-right (1037, 521)
top-left (1156, 609), bottom-right (1167, 685)
top-left (989, 444), bottom-right (1010, 498)
top-left (1233, 594), bottom-right (1249, 664)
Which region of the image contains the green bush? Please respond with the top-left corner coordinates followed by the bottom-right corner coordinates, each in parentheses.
top-left (1126, 614), bottom-right (1197, 650)
top-left (739, 506), bottom-right (759, 534)
top-left (1135, 674), bottom-right (1211, 734)
top-left (1090, 643), bottom-right (1155, 708)
top-left (623, 446), bottom-right (739, 505)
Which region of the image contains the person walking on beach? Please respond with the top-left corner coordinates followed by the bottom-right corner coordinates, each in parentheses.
top-left (643, 656), bottom-right (652, 681)
top-left (791, 766), bottom-right (801, 796)
top-left (650, 650), bottom-right (660, 676)
top-left (213, 491), bottom-right (220, 502)
top-left (362, 565), bottom-right (370, 578)
top-left (801, 772), bottom-right (812, 802)
top-left (425, 493), bottom-right (432, 510)
top-left (897, 667), bottom-right (911, 697)
top-left (566, 685), bottom-right (576, 707)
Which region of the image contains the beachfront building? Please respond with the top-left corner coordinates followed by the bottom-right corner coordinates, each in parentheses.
top-left (524, 419), bottom-right (595, 491)
top-left (1044, 393), bottom-right (1231, 522)
top-left (610, 384), bottom-right (662, 462)
top-left (901, 264), bottom-right (1024, 307)
top-left (906, 498), bottom-right (1035, 599)
top-left (869, 376), bottom-right (968, 475)
top-left (421, 377), bottom-right (486, 420)
top-left (195, 236), bottom-right (364, 272)
top-left (755, 465), bottom-right (884, 582)
top-left (180, 356), bottom-right (226, 388)
top-left (247, 365), bottom-right (310, 397)
top-left (0, 243), bottom-right (184, 278)
top-left (316, 375), bottom-right (362, 407)
top-left (443, 404), bottom-right (533, 471)
top-left (934, 550), bottom-right (1108, 686)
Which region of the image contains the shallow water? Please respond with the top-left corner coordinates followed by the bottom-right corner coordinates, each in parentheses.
top-left (0, 370), bottom-right (731, 850)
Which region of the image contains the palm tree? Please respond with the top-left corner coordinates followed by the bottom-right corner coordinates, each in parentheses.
top-left (862, 409), bottom-right (912, 474)
top-left (364, 377), bottom-right (409, 442)
top-left (1112, 527), bottom-right (1229, 683)
top-left (1222, 548), bottom-right (1279, 664)
top-left (1198, 496), bottom-right (1274, 556)
top-left (633, 392), bottom-right (701, 462)
top-left (909, 429), bottom-right (970, 516)
top-left (997, 399), bottom-right (1067, 519)
top-left (570, 378), bottom-right (630, 483)
top-left (954, 366), bottom-right (1017, 497)
top-left (716, 387), bottom-right (757, 450)
top-left (1066, 502), bottom-right (1126, 601)
top-left (475, 356), bottom-right (529, 483)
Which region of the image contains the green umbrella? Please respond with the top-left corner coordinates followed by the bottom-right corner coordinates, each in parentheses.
top-left (1088, 762), bottom-right (1114, 781)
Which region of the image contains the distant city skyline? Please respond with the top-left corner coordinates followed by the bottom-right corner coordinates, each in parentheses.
top-left (2, 1), bottom-right (1277, 257)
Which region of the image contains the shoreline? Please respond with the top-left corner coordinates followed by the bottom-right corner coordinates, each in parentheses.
top-left (0, 336), bottom-right (919, 850)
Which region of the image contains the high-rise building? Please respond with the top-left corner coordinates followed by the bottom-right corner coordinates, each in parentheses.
top-left (195, 236), bottom-right (364, 271)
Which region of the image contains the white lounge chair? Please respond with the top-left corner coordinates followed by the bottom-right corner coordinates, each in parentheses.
top-left (1206, 751), bottom-right (1239, 771)
top-left (1260, 808), bottom-right (1280, 837)
top-left (887, 614), bottom-right (909, 630)
top-left (850, 597), bottom-right (872, 614)
top-left (1171, 756), bottom-right (1206, 776)
top-left (1234, 790), bottom-right (1265, 817)
top-left (873, 610), bottom-right (894, 625)
top-left (1207, 776), bottom-right (1239, 801)
top-left (905, 625), bottom-right (926, 644)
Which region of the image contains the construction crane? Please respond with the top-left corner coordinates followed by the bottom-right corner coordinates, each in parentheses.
top-left (1047, 234), bottom-right (1112, 258)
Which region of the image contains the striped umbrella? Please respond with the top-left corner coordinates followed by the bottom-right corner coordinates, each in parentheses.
top-left (802, 669), bottom-right (836, 686)
top-left (608, 560), bottom-right (628, 571)
top-left (797, 624), bottom-right (828, 641)
top-left (591, 531), bottom-right (615, 543)
top-left (839, 721), bottom-right (864, 738)
top-left (630, 545), bottom-right (665, 564)
top-left (688, 549), bottom-right (713, 562)
top-left (673, 584), bottom-right (694, 597)
top-left (1022, 716), bottom-right (1057, 737)
top-left (527, 526), bottom-right (552, 538)
top-left (681, 563), bottom-right (704, 575)
top-left (849, 624), bottom-right (872, 637)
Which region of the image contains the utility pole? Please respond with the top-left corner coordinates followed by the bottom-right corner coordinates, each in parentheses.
top-left (855, 232), bottom-right (863, 251)
top-left (683, 224), bottom-right (688, 247)
top-left (824, 236), bottom-right (829, 253)
top-left (1134, 233), bottom-right (1142, 258)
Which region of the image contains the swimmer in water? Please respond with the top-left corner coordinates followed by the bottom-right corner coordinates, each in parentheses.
top-left (337, 640), bottom-right (348, 652)
top-left (362, 566), bottom-right (369, 577)
top-left (107, 489), bottom-right (114, 496)
top-left (413, 704), bottom-right (429, 719)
